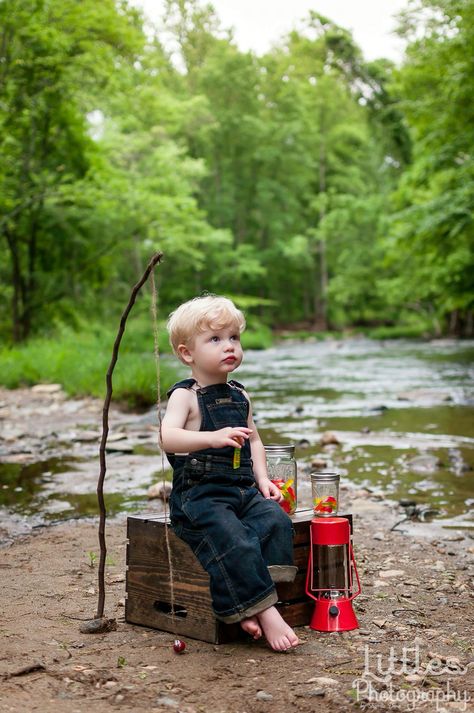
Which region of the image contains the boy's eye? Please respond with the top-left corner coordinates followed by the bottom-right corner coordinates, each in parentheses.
top-left (230, 334), bottom-right (240, 342)
top-left (210, 336), bottom-right (220, 342)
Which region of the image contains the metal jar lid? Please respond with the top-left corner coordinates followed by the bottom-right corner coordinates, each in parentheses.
top-left (264, 444), bottom-right (295, 457)
top-left (310, 471), bottom-right (340, 482)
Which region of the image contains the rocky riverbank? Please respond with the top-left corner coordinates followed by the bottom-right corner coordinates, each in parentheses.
top-left (1, 386), bottom-right (473, 712)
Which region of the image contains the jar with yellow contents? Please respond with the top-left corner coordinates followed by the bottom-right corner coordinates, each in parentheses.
top-left (311, 471), bottom-right (339, 516)
top-left (264, 444), bottom-right (297, 515)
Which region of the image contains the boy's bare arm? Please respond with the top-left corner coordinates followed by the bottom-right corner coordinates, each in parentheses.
top-left (161, 389), bottom-right (252, 453)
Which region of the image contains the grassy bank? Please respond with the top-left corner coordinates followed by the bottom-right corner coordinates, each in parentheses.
top-left (0, 323), bottom-right (175, 408)
top-left (276, 322), bottom-right (432, 341)
top-left (0, 318), bottom-right (274, 407)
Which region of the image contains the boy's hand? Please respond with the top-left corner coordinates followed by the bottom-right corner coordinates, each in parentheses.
top-left (258, 478), bottom-right (283, 501)
top-left (210, 427), bottom-right (253, 449)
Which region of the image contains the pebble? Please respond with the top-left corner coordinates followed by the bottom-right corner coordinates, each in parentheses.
top-left (373, 532), bottom-right (385, 541)
top-left (105, 442), bottom-right (134, 454)
top-left (303, 689), bottom-right (325, 697)
top-left (148, 482), bottom-right (172, 501)
top-left (79, 617), bottom-right (117, 634)
top-left (256, 691), bottom-right (273, 701)
top-left (379, 569), bottom-right (405, 578)
top-left (405, 454), bottom-right (441, 473)
top-left (31, 383), bottom-right (62, 394)
top-left (405, 674), bottom-right (423, 684)
top-left (155, 696), bottom-right (179, 708)
top-left (107, 432), bottom-right (128, 442)
top-left (319, 431), bottom-right (340, 446)
top-left (305, 677), bottom-right (338, 687)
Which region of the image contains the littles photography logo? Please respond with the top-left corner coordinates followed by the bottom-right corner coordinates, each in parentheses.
top-left (352, 639), bottom-right (471, 711)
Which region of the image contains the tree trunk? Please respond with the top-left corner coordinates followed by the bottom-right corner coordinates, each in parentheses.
top-left (313, 125), bottom-right (328, 330)
top-left (4, 228), bottom-right (26, 342)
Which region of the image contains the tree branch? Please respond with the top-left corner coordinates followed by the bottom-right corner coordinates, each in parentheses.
top-left (95, 251), bottom-right (164, 621)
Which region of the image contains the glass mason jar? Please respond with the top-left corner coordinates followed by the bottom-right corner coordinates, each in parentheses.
top-left (311, 471), bottom-right (340, 517)
top-left (264, 444), bottom-right (297, 515)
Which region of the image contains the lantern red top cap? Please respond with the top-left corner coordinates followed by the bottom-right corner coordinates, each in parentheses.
top-left (310, 516), bottom-right (350, 545)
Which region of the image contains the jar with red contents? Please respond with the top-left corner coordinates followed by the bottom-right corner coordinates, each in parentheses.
top-left (264, 444), bottom-right (297, 516)
top-left (311, 471), bottom-right (339, 516)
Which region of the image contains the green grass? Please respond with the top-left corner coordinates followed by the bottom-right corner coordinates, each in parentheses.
top-left (278, 330), bottom-right (337, 341)
top-left (0, 316), bottom-right (274, 406)
top-left (241, 324), bottom-right (273, 350)
top-left (360, 324), bottom-right (430, 340)
top-left (0, 321), bottom-right (179, 408)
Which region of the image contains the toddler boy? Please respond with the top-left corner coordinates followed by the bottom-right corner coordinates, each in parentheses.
top-left (161, 295), bottom-right (300, 651)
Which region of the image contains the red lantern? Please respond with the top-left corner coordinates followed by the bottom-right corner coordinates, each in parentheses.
top-left (305, 516), bottom-right (361, 632)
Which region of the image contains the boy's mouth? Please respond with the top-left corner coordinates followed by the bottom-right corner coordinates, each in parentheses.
top-left (223, 356), bottom-right (237, 363)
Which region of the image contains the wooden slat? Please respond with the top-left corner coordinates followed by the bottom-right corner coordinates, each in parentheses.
top-left (276, 571), bottom-right (307, 601)
top-left (275, 600), bottom-right (313, 627)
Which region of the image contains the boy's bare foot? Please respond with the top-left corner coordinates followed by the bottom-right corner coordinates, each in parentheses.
top-left (257, 606), bottom-right (300, 652)
top-left (240, 616), bottom-right (262, 639)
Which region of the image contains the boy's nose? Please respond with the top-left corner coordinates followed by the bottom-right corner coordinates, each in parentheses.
top-left (224, 340), bottom-right (234, 351)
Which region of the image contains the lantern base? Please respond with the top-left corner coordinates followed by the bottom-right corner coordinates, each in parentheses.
top-left (309, 598), bottom-right (359, 632)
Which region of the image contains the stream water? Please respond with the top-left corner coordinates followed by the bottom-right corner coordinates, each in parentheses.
top-left (0, 338), bottom-right (473, 538)
top-left (246, 338), bottom-right (473, 523)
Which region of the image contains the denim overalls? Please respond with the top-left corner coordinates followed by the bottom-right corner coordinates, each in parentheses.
top-left (166, 378), bottom-right (297, 623)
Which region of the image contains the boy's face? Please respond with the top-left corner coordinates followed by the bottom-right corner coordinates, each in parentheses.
top-left (178, 323), bottom-right (243, 383)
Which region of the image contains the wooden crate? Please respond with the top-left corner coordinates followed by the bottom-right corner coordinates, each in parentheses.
top-left (125, 508), bottom-right (316, 644)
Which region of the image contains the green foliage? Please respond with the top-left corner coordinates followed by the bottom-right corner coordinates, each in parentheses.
top-left (1, 0), bottom-right (472, 354)
top-left (0, 0), bottom-right (145, 341)
top-left (241, 325), bottom-right (273, 350)
top-left (383, 0), bottom-right (474, 334)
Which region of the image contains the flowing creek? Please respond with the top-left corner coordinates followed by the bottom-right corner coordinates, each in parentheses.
top-left (0, 338), bottom-right (473, 541)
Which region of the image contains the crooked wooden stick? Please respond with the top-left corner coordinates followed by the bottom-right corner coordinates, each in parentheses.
top-left (94, 252), bottom-right (164, 623)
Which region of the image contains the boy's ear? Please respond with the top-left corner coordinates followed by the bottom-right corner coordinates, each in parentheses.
top-left (177, 343), bottom-right (193, 364)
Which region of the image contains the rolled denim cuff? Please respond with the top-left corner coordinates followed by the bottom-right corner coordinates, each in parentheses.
top-left (268, 565), bottom-right (298, 583)
top-left (216, 590), bottom-right (278, 624)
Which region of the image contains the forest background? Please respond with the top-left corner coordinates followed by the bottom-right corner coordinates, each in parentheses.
top-left (0, 0), bottom-right (473, 405)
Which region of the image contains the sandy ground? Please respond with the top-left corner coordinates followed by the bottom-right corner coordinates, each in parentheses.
top-left (1, 388), bottom-right (474, 712)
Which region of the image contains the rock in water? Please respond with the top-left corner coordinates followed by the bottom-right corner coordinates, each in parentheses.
top-left (319, 431), bottom-right (340, 446)
top-left (406, 454), bottom-right (441, 473)
top-left (80, 617), bottom-right (117, 634)
top-left (148, 482), bottom-right (172, 501)
top-left (311, 457), bottom-right (328, 470)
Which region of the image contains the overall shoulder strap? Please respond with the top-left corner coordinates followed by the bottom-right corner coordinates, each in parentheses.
top-left (228, 379), bottom-right (246, 392)
top-left (166, 378), bottom-right (197, 398)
